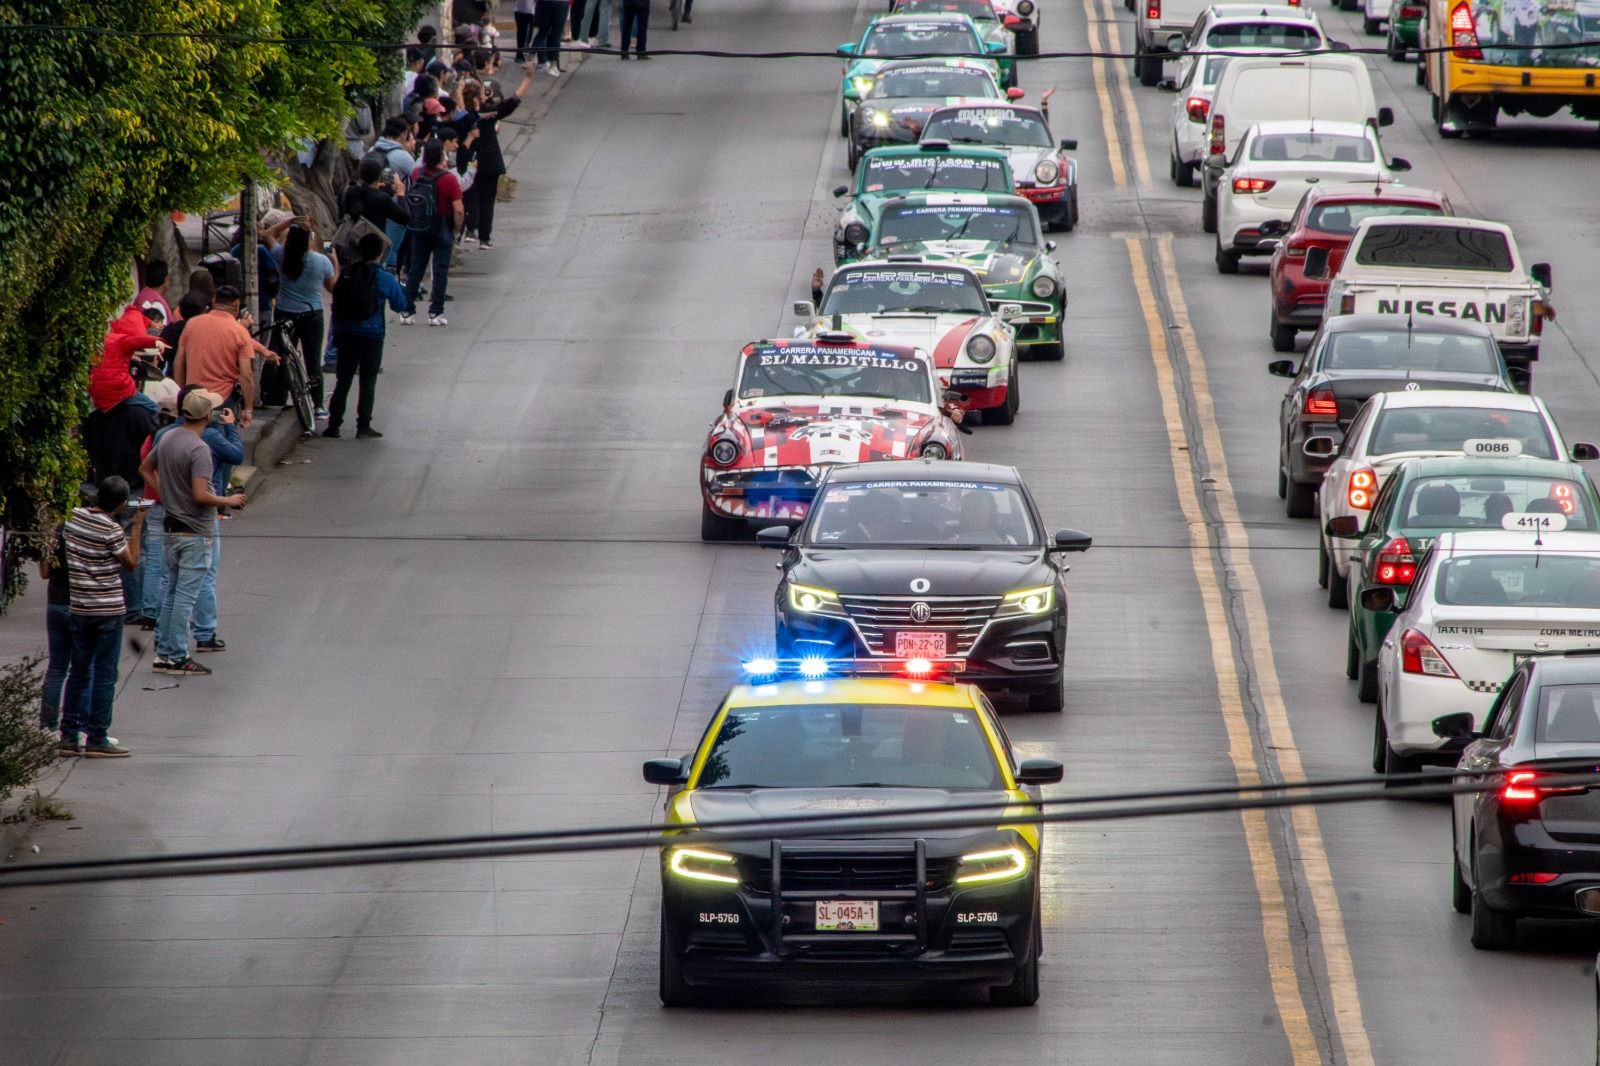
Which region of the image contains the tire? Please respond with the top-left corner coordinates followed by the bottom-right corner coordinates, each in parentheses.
top-left (840, 101), bottom-right (850, 138)
top-left (1278, 465), bottom-right (1288, 501)
top-left (1374, 701), bottom-right (1418, 778)
top-left (659, 903), bottom-right (706, 1006)
top-left (1345, 627), bottom-right (1359, 679)
top-left (1388, 29), bottom-right (1407, 60)
top-left (1435, 95), bottom-right (1464, 139)
top-left (1026, 676), bottom-right (1064, 713)
top-left (1269, 309), bottom-right (1297, 352)
top-left (1215, 236), bottom-right (1240, 275)
top-left (1363, 16), bottom-right (1382, 34)
top-left (1286, 479), bottom-right (1316, 519)
top-left (847, 137), bottom-right (860, 173)
top-left (1064, 187), bottom-right (1079, 231)
top-left (990, 915), bottom-right (1042, 1004)
top-left (1357, 656), bottom-right (1379, 704)
top-left (988, 367), bottom-right (1019, 425)
top-left (284, 348), bottom-right (315, 434)
top-left (1451, 823), bottom-right (1472, 915)
top-left (1327, 565), bottom-right (1348, 609)
top-left (1172, 143), bottom-right (1196, 187)
top-left (1034, 335), bottom-right (1065, 361)
top-left (1135, 48), bottom-right (1163, 88)
top-left (1201, 192), bottom-right (1217, 234)
top-left (1470, 868), bottom-right (1518, 950)
top-left (1015, 28), bottom-right (1040, 57)
top-left (1320, 536), bottom-right (1332, 589)
top-left (700, 501), bottom-right (744, 542)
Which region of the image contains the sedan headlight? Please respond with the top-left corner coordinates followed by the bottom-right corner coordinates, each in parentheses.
top-left (788, 582), bottom-right (845, 615)
top-left (1017, 0), bottom-right (1035, 13)
top-left (1034, 158), bottom-right (1060, 185)
top-left (966, 334), bottom-right (997, 364)
top-left (851, 75), bottom-right (875, 95)
top-left (709, 438), bottom-right (740, 466)
top-left (1030, 275), bottom-right (1057, 299)
top-left (955, 846), bottom-right (1029, 885)
top-left (668, 847), bottom-right (739, 885)
top-left (998, 585), bottom-right (1054, 616)
top-left (869, 109), bottom-right (891, 129)
top-left (921, 441), bottom-right (948, 460)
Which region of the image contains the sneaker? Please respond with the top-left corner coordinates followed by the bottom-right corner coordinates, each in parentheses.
top-left (138, 615), bottom-right (156, 631)
top-left (429, 314), bottom-right (448, 327)
top-left (587, 37), bottom-right (600, 46)
top-left (570, 39), bottom-right (590, 48)
top-left (154, 657), bottom-right (211, 676)
top-left (399, 314), bottom-right (415, 326)
top-left (84, 741), bottom-right (132, 759)
top-left (195, 637), bottom-right (227, 653)
top-left (479, 239), bottom-right (495, 250)
top-left (57, 735), bottom-right (83, 756)
top-left (462, 233), bottom-right (479, 245)
top-left (315, 407), bottom-right (328, 419)
top-left (124, 614), bottom-right (155, 628)
top-left (356, 427), bottom-right (385, 439)
top-left (545, 64), bottom-right (561, 77)
top-left (322, 427), bottom-right (341, 439)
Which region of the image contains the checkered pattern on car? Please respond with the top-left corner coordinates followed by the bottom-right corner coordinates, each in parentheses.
top-left (1463, 680), bottom-right (1504, 693)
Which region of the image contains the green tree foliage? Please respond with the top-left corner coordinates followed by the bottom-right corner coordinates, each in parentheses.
top-left (0, 0), bottom-right (426, 607)
top-left (0, 657), bottom-right (54, 799)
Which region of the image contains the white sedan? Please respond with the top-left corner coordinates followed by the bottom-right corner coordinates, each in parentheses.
top-left (1317, 390), bottom-right (1587, 608)
top-left (1369, 528), bottom-right (1600, 774)
top-left (1214, 120), bottom-right (1411, 273)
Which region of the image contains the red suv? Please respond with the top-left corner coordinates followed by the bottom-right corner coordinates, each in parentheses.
top-left (1264, 183), bottom-right (1454, 352)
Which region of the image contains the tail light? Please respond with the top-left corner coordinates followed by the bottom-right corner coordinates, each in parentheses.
top-left (1147, 0), bottom-right (1160, 18)
top-left (1531, 298), bottom-right (1546, 335)
top-left (1232, 177), bottom-right (1276, 194)
top-left (1400, 628), bottom-right (1458, 678)
top-left (1374, 537), bottom-right (1415, 585)
top-left (1347, 466), bottom-right (1376, 509)
top-left (1502, 769), bottom-right (1586, 804)
top-left (1399, 3), bottom-right (1423, 15)
top-left (1340, 293), bottom-right (1356, 314)
top-left (1209, 114), bottom-right (1225, 155)
top-left (1284, 238), bottom-right (1307, 260)
top-left (1551, 481), bottom-right (1577, 515)
top-left (1450, 1), bottom-right (1483, 59)
top-left (1186, 96), bottom-right (1209, 122)
top-left (1302, 388), bottom-right (1338, 421)
top-left (1507, 871), bottom-right (1561, 884)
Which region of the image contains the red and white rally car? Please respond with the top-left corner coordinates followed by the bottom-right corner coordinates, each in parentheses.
top-left (700, 336), bottom-right (967, 541)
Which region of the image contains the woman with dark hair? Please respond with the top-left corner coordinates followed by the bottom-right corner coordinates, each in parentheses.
top-left (466, 65), bottom-right (535, 249)
top-left (271, 223), bottom-right (338, 417)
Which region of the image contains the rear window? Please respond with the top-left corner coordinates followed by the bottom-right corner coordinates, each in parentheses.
top-left (1398, 475), bottom-right (1593, 532)
top-left (1537, 685), bottom-right (1600, 746)
top-left (1249, 132), bottom-right (1374, 163)
top-left (1367, 406), bottom-right (1556, 459)
top-left (1307, 201), bottom-right (1446, 234)
top-left (1324, 329), bottom-right (1500, 374)
top-left (1467, 0), bottom-right (1600, 69)
top-left (1205, 23), bottom-right (1321, 48)
top-left (1354, 224), bottom-right (1515, 272)
top-left (1436, 554), bottom-right (1600, 608)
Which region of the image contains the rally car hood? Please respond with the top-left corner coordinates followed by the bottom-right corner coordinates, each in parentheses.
top-left (724, 400), bottom-right (939, 468)
top-left (817, 314), bottom-right (984, 368)
top-left (863, 95), bottom-right (992, 130)
top-left (792, 547), bottom-right (1051, 596)
top-left (687, 786), bottom-right (1022, 834)
top-left (880, 242), bottom-right (1034, 287)
top-left (996, 144), bottom-right (1052, 182)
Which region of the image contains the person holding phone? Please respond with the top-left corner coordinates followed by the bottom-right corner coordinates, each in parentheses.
top-left (273, 223), bottom-right (338, 418)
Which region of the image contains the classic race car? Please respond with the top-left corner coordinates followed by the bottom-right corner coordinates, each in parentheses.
top-left (833, 142), bottom-right (1017, 266)
top-left (700, 336), bottom-right (966, 541)
top-left (794, 260), bottom-right (1022, 426)
top-left (860, 192), bottom-right (1064, 360)
top-left (837, 15), bottom-right (1006, 137)
top-left (921, 103), bottom-right (1079, 231)
top-left (847, 58), bottom-right (1017, 171)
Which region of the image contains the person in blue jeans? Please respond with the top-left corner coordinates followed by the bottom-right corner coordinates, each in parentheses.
top-left (324, 233), bottom-right (410, 439)
top-left (401, 139), bottom-right (464, 327)
top-left (60, 477), bottom-right (144, 757)
top-left (38, 523), bottom-right (86, 732)
top-left (619, 0), bottom-right (650, 58)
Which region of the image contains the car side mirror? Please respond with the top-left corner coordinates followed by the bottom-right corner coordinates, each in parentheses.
top-left (832, 184), bottom-right (849, 198)
top-left (1360, 586), bottom-right (1397, 613)
top-left (1044, 240), bottom-right (1056, 252)
top-left (721, 388), bottom-right (734, 409)
top-left (1388, 156), bottom-right (1412, 172)
top-left (1016, 757), bottom-right (1064, 784)
top-left (757, 525), bottom-right (793, 549)
top-left (1157, 77), bottom-right (1179, 91)
top-left (837, 42), bottom-right (857, 55)
top-left (1059, 138), bottom-right (1078, 151)
top-left (1268, 359), bottom-right (1298, 378)
top-left (1303, 246), bottom-right (1330, 280)
top-left (1430, 712), bottom-right (1479, 741)
top-left (941, 388), bottom-right (966, 406)
top-left (1165, 32), bottom-right (1186, 52)
top-left (793, 300), bottom-right (817, 318)
top-left (1531, 262), bottom-right (1552, 288)
top-left (1573, 442), bottom-right (1600, 461)
top-left (643, 757), bottom-right (688, 785)
top-left (986, 40), bottom-right (1006, 52)
top-left (1377, 106), bottom-right (1395, 127)
top-left (1303, 435), bottom-right (1338, 458)
top-left (1051, 528), bottom-right (1092, 553)
top-left (1006, 86), bottom-right (1025, 100)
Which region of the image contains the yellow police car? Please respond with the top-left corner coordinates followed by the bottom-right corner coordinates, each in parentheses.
top-left (644, 677), bottom-right (1061, 1006)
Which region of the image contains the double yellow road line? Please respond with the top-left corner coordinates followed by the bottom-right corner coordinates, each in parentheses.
top-left (1077, 0), bottom-right (1377, 1060)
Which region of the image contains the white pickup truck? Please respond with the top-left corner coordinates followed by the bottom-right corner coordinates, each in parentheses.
top-left (1309, 216), bottom-right (1552, 391)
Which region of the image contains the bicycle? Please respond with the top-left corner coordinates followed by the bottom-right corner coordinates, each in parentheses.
top-left (254, 319), bottom-right (316, 435)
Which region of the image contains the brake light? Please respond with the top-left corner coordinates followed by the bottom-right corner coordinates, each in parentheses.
top-left (1209, 114), bottom-right (1225, 155)
top-left (1502, 769), bottom-right (1586, 804)
top-left (1347, 466), bottom-right (1376, 510)
top-left (1532, 298), bottom-right (1546, 335)
top-left (1508, 872), bottom-right (1561, 884)
top-left (1399, 3), bottom-right (1422, 15)
top-left (1147, 0), bottom-right (1160, 19)
top-left (1284, 239), bottom-right (1307, 260)
top-left (1450, 1), bottom-right (1483, 59)
top-left (1302, 388), bottom-right (1339, 420)
top-left (1375, 537), bottom-right (1416, 585)
top-left (1551, 482), bottom-right (1577, 515)
top-left (1232, 177), bottom-right (1276, 194)
top-left (1401, 628), bottom-right (1458, 678)
top-left (1186, 96), bottom-right (1209, 122)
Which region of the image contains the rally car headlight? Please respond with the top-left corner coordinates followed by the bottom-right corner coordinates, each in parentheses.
top-left (966, 334), bottom-right (997, 364)
top-left (788, 582), bottom-right (845, 615)
top-left (1030, 275), bottom-right (1057, 299)
top-left (955, 846), bottom-right (1029, 885)
top-left (852, 76), bottom-right (875, 95)
top-left (1034, 159), bottom-right (1060, 185)
top-left (843, 221), bottom-right (870, 246)
top-left (869, 109), bottom-right (891, 129)
top-left (1018, 0), bottom-right (1035, 12)
top-left (709, 438), bottom-right (740, 466)
top-left (668, 847), bottom-right (740, 886)
top-left (921, 441), bottom-right (949, 460)
top-left (999, 585), bottom-right (1054, 616)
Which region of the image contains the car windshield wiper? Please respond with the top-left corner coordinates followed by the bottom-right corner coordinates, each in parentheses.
top-left (921, 160), bottom-right (944, 189)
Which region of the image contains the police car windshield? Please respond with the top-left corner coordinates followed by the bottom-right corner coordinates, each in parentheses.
top-left (1398, 476), bottom-right (1592, 533)
top-left (821, 268), bottom-right (990, 315)
top-left (1355, 224), bottom-right (1515, 272)
top-left (1436, 554), bottom-right (1600, 609)
top-left (1308, 201), bottom-right (1445, 234)
top-left (1250, 132), bottom-right (1374, 164)
top-left (872, 67), bottom-right (997, 98)
top-left (1323, 330), bottom-right (1500, 375)
top-left (807, 481), bottom-right (1038, 547)
top-left (861, 154), bottom-right (1008, 194)
top-left (1205, 23), bottom-right (1321, 48)
top-left (1367, 407), bottom-right (1556, 459)
top-left (878, 204), bottom-right (1037, 248)
top-left (696, 704), bottom-right (1004, 790)
top-left (862, 24), bottom-right (980, 56)
top-left (896, 0), bottom-right (998, 22)
top-left (923, 109), bottom-right (1052, 147)
top-left (739, 348), bottom-right (933, 403)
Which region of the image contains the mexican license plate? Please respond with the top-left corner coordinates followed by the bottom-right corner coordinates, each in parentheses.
top-left (895, 631), bottom-right (947, 657)
top-left (815, 900), bottom-right (879, 932)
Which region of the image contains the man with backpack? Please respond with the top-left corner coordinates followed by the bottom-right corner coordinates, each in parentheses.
top-left (324, 233), bottom-right (408, 440)
top-left (401, 139), bottom-right (464, 328)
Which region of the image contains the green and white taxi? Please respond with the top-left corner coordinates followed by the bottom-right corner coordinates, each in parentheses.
top-left (833, 143), bottom-right (1016, 266)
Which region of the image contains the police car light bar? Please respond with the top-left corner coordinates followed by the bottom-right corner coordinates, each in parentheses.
top-left (741, 657), bottom-right (967, 680)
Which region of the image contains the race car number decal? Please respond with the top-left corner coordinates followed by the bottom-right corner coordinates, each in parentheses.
top-left (755, 350), bottom-right (928, 374)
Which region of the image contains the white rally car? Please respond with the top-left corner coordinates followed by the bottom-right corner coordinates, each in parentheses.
top-left (794, 260), bottom-right (1021, 425)
top-left (1316, 390), bottom-right (1586, 607)
top-left (1369, 526), bottom-right (1600, 774)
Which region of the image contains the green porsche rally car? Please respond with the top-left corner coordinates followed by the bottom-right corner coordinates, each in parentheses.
top-left (1332, 454), bottom-right (1600, 703)
top-left (854, 191), bottom-right (1065, 360)
top-left (832, 143), bottom-right (1016, 265)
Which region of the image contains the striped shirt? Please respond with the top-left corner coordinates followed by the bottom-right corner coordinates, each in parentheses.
top-left (64, 507), bottom-right (127, 616)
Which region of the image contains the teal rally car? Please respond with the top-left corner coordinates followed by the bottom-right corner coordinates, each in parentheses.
top-left (833, 142), bottom-right (1016, 265)
top-left (837, 15), bottom-right (1007, 136)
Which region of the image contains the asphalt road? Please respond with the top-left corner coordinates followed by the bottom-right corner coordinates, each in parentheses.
top-left (3, 0), bottom-right (1600, 1061)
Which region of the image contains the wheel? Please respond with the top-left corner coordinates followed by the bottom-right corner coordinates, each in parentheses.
top-left (1345, 627), bottom-right (1358, 678)
top-left (1374, 701), bottom-right (1418, 777)
top-left (1285, 478), bottom-right (1316, 519)
top-left (1357, 656), bottom-right (1379, 703)
top-left (1015, 28), bottom-right (1040, 56)
top-left (1063, 187), bottom-right (1078, 232)
top-left (700, 501), bottom-right (744, 541)
top-left (1269, 309), bottom-right (1296, 352)
top-left (1451, 824), bottom-right (1472, 915)
top-left (1388, 29), bottom-right (1407, 60)
top-left (840, 101), bottom-right (849, 138)
top-left (659, 902), bottom-right (707, 1005)
top-left (988, 367), bottom-right (1019, 425)
top-left (1201, 192), bottom-right (1217, 234)
top-left (1134, 47), bottom-right (1163, 88)
top-left (1026, 676), bottom-right (1064, 713)
top-left (284, 349), bottom-right (315, 434)
top-left (1214, 236), bottom-right (1240, 275)
top-left (990, 914), bottom-right (1042, 1004)
top-left (1434, 95), bottom-right (1464, 138)
top-left (1327, 565), bottom-right (1348, 609)
top-left (1363, 16), bottom-right (1381, 34)
top-left (1278, 465), bottom-right (1288, 501)
top-left (1034, 333), bottom-right (1064, 361)
top-left (1172, 142), bottom-right (1196, 187)
top-left (1470, 865), bottom-right (1519, 950)
top-left (1319, 537), bottom-right (1330, 587)
top-left (847, 137), bottom-right (860, 172)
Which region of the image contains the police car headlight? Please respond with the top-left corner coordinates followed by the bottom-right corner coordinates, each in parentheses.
top-left (709, 438), bottom-right (740, 467)
top-left (955, 846), bottom-right (1029, 885)
top-left (1017, 0), bottom-right (1035, 13)
top-left (869, 109), bottom-right (891, 128)
top-left (668, 847), bottom-right (740, 885)
top-left (852, 76), bottom-right (875, 95)
top-left (788, 582), bottom-right (845, 616)
top-left (843, 221), bottom-right (870, 246)
top-left (1030, 275), bottom-right (1057, 299)
top-left (921, 441), bottom-right (948, 460)
top-left (966, 334), bottom-right (997, 364)
top-left (999, 585), bottom-right (1054, 616)
top-left (1034, 159), bottom-right (1060, 185)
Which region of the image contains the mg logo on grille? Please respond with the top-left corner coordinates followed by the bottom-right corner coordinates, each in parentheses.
top-left (910, 601), bottom-right (932, 623)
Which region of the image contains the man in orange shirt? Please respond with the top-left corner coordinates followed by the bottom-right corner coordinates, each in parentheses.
top-left (172, 285), bottom-right (276, 427)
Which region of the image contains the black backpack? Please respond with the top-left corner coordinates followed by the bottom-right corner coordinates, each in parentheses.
top-left (406, 172), bottom-right (440, 233)
top-left (331, 263), bottom-right (381, 324)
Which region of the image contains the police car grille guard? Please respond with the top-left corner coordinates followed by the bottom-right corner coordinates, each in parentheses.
top-left (765, 839), bottom-right (931, 955)
top-left (838, 594), bottom-right (1002, 657)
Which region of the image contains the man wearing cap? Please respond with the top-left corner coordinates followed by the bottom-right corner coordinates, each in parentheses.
top-left (140, 387), bottom-right (246, 676)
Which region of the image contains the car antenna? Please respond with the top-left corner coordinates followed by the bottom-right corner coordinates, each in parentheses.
top-left (1406, 309), bottom-right (1414, 350)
